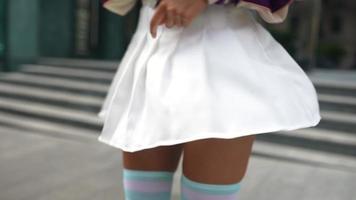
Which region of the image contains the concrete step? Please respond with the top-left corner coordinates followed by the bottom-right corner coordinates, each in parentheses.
top-left (280, 127), bottom-right (356, 146)
top-left (252, 140), bottom-right (356, 173)
top-left (0, 73), bottom-right (108, 97)
top-left (255, 127), bottom-right (356, 157)
top-left (318, 93), bottom-right (356, 114)
top-left (0, 96), bottom-right (103, 131)
top-left (37, 57), bottom-right (119, 72)
top-left (20, 64), bottom-right (114, 83)
top-left (0, 122), bottom-right (96, 144)
top-left (309, 69), bottom-right (356, 82)
top-left (0, 81), bottom-right (102, 112)
top-left (312, 78), bottom-right (356, 98)
top-left (318, 110), bottom-right (356, 133)
top-left (0, 110), bottom-right (99, 141)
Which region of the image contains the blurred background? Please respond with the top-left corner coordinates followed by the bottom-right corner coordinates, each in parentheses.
top-left (0, 0), bottom-right (355, 200)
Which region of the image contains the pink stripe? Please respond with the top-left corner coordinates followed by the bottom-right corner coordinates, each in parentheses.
top-left (182, 186), bottom-right (238, 200)
top-left (123, 180), bottom-right (172, 193)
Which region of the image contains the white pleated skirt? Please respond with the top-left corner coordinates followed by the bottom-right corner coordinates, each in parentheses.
top-left (97, 1), bottom-right (322, 152)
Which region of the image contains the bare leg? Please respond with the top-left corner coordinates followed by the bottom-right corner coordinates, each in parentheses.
top-left (122, 144), bottom-right (184, 200)
top-left (122, 143), bottom-right (184, 172)
top-left (182, 135), bottom-right (256, 184)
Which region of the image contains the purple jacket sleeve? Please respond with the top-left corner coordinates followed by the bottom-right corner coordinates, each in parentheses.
top-left (239, 0), bottom-right (292, 12)
top-left (214, 0), bottom-right (237, 5)
top-left (215, 0), bottom-right (292, 13)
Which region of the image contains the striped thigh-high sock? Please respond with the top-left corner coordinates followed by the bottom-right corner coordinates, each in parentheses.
top-left (122, 168), bottom-right (175, 200)
top-left (180, 173), bottom-right (242, 200)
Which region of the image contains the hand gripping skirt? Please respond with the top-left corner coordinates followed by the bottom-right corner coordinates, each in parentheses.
top-left (97, 1), bottom-right (322, 152)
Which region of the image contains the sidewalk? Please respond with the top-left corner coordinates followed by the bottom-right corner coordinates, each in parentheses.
top-left (1, 126), bottom-right (355, 200)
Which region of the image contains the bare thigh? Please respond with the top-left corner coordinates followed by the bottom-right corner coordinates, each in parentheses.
top-left (122, 134), bottom-right (256, 181)
top-left (182, 135), bottom-right (256, 184)
top-left (122, 143), bottom-right (184, 172)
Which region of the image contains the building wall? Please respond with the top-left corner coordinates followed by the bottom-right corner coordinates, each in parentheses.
top-left (39, 0), bottom-right (140, 60)
top-left (39, 0), bottom-right (74, 58)
top-left (0, 0), bottom-right (6, 70)
top-left (6, 0), bottom-right (40, 71)
top-left (319, 0), bottom-right (356, 69)
top-left (266, 0), bottom-right (356, 70)
top-left (1, 0), bottom-right (140, 72)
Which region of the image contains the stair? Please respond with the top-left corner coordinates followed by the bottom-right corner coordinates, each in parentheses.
top-left (254, 69), bottom-right (356, 169)
top-left (20, 64), bottom-right (114, 84)
top-left (0, 61), bottom-right (355, 169)
top-left (0, 58), bottom-right (119, 140)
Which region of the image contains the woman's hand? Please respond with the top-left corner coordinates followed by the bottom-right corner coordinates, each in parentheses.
top-left (149, 0), bottom-right (208, 38)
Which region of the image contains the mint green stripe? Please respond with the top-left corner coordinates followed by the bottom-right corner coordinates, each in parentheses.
top-left (181, 174), bottom-right (241, 195)
top-left (125, 190), bottom-right (171, 200)
top-left (123, 169), bottom-right (174, 181)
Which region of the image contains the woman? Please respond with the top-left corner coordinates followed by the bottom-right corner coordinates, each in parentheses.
top-left (98, 0), bottom-right (321, 199)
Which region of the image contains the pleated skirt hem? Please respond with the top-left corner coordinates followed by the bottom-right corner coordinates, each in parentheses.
top-left (97, 113), bottom-right (321, 152)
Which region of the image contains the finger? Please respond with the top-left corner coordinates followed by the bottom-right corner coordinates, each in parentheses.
top-left (154, 0), bottom-right (161, 8)
top-left (159, 16), bottom-right (166, 25)
top-left (175, 15), bottom-right (183, 27)
top-left (181, 17), bottom-right (190, 27)
top-left (165, 9), bottom-right (175, 28)
top-left (150, 5), bottom-right (166, 38)
top-left (150, 6), bottom-right (165, 38)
